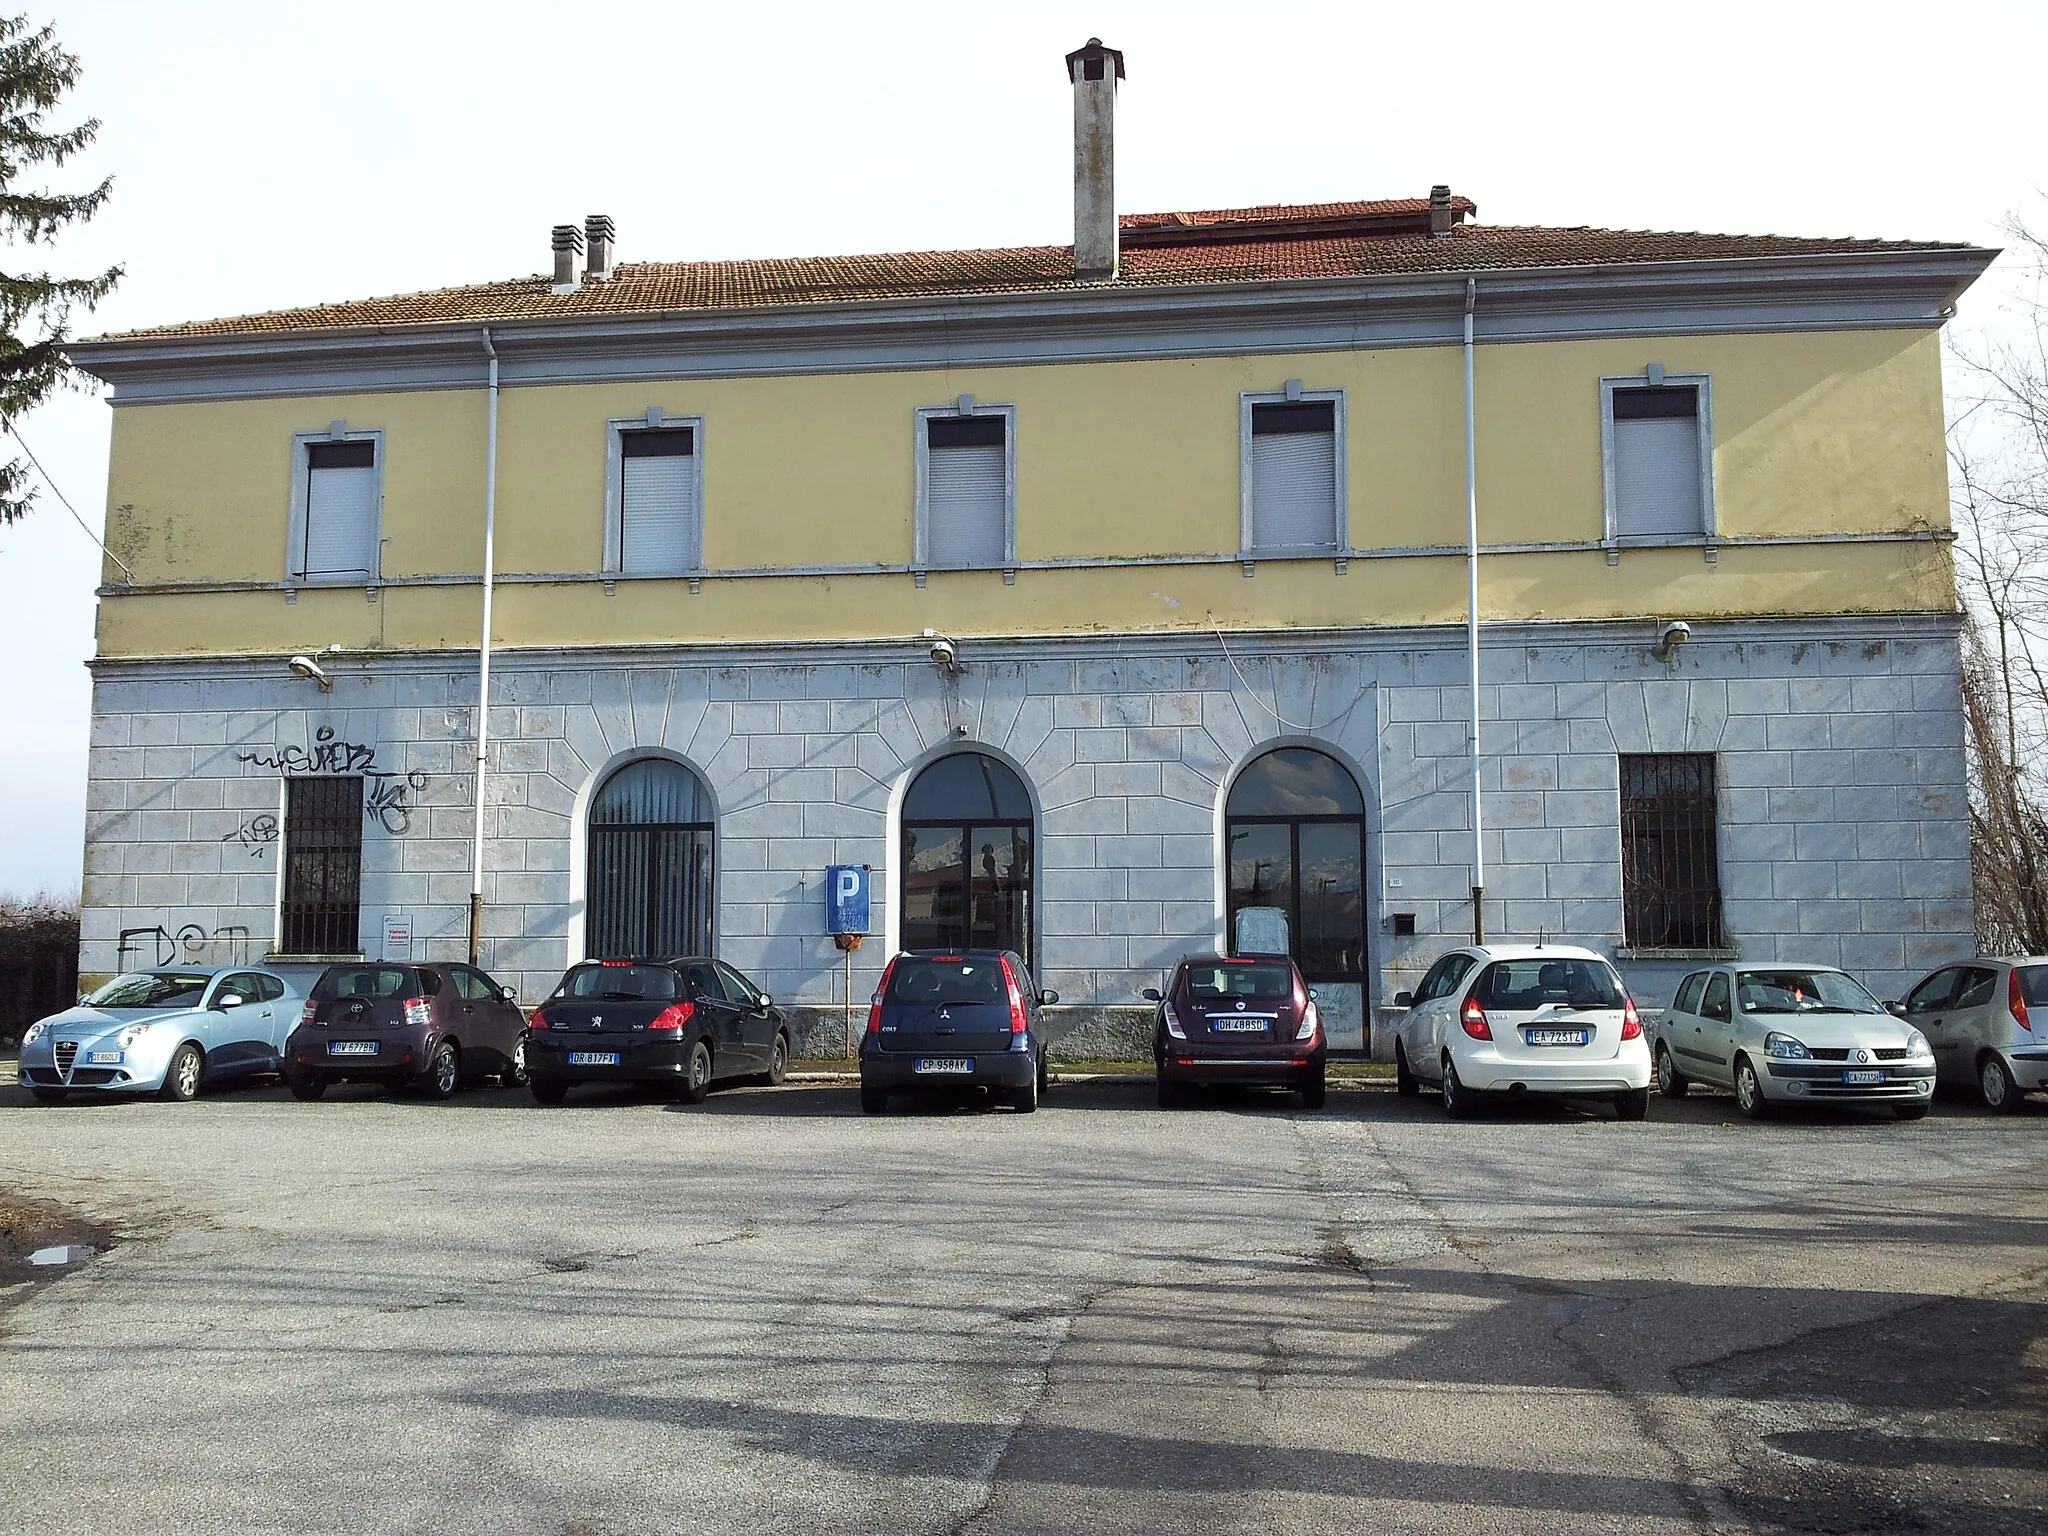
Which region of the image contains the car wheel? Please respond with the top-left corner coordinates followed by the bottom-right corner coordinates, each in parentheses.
top-left (1441, 1057), bottom-right (1477, 1119)
top-left (1655, 1046), bottom-right (1689, 1100)
top-left (530, 1076), bottom-right (569, 1106)
top-left (860, 1081), bottom-right (889, 1116)
top-left (1011, 1071), bottom-right (1038, 1114)
top-left (1978, 1053), bottom-right (2020, 1114)
top-left (1155, 1073), bottom-right (1181, 1109)
top-left (501, 1034), bottom-right (530, 1089)
top-left (1614, 1086), bottom-right (1650, 1121)
top-left (160, 1042), bottom-right (204, 1102)
top-left (1394, 1041), bottom-right (1419, 1097)
top-left (678, 1039), bottom-right (713, 1104)
top-left (1732, 1055), bottom-right (1771, 1120)
top-left (1300, 1065), bottom-right (1327, 1111)
top-left (424, 1040), bottom-right (460, 1101)
top-left (1893, 1102), bottom-right (1931, 1121)
top-left (288, 1075), bottom-right (327, 1102)
top-left (765, 1031), bottom-right (790, 1087)
top-left (29, 1086), bottom-right (67, 1104)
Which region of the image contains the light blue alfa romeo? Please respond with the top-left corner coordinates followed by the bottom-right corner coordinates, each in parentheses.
top-left (18, 967), bottom-right (302, 1103)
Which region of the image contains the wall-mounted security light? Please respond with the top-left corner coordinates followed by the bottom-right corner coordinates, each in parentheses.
top-left (1652, 619), bottom-right (1692, 662)
top-left (923, 628), bottom-right (962, 676)
top-left (286, 654), bottom-right (332, 692)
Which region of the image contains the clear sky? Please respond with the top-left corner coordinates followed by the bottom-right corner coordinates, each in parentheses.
top-left (2, 0), bottom-right (2043, 899)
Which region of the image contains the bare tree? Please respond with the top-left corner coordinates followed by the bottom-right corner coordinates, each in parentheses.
top-left (1951, 214), bottom-right (2048, 954)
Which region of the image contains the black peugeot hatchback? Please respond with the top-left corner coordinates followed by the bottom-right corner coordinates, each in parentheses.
top-left (526, 957), bottom-right (791, 1105)
top-left (859, 949), bottom-right (1056, 1115)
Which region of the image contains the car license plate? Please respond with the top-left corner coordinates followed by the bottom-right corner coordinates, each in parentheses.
top-left (328, 1041), bottom-right (379, 1056)
top-left (914, 1057), bottom-right (973, 1074)
top-left (1843, 1069), bottom-right (1884, 1085)
top-left (1213, 1018), bottom-right (1267, 1033)
top-left (85, 1049), bottom-right (122, 1065)
top-left (568, 1051), bottom-right (621, 1066)
top-left (1525, 1028), bottom-right (1590, 1047)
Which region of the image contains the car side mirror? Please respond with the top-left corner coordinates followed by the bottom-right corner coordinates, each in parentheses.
top-left (1885, 999), bottom-right (1906, 1017)
top-left (1393, 990), bottom-right (1415, 1008)
top-left (1038, 989), bottom-right (1059, 1006)
top-left (756, 993), bottom-right (773, 1012)
top-left (1141, 988), bottom-right (1162, 1003)
top-left (499, 986), bottom-right (518, 1005)
top-left (214, 994), bottom-right (244, 1010)
top-left (1307, 987), bottom-right (1319, 1001)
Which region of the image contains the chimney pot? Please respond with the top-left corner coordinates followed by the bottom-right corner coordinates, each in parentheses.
top-left (1429, 185), bottom-right (1455, 237)
top-left (552, 223), bottom-right (585, 290)
top-left (585, 214), bottom-right (616, 282)
top-left (1066, 38), bottom-right (1126, 281)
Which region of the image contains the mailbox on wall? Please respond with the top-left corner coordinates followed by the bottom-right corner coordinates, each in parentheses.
top-left (826, 865), bottom-right (871, 936)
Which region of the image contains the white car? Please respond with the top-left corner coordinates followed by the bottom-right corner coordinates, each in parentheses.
top-left (1896, 957), bottom-right (2048, 1112)
top-left (1391, 944), bottom-right (1651, 1119)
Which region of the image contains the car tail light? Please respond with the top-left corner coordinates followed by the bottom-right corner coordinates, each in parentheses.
top-left (1163, 1003), bottom-right (1187, 1039)
top-left (1621, 997), bottom-right (1643, 1040)
top-left (529, 1008), bottom-right (551, 1032)
top-left (2011, 970), bottom-right (2033, 1033)
top-left (867, 957), bottom-right (900, 1037)
top-left (402, 998), bottom-right (432, 1029)
top-left (600, 959), bottom-right (634, 968)
top-left (647, 1002), bottom-right (696, 1032)
top-left (1460, 997), bottom-right (1492, 1040)
top-left (1296, 1002), bottom-right (1320, 1042)
top-left (1001, 957), bottom-right (1030, 1035)
top-left (297, 1002), bottom-right (318, 1028)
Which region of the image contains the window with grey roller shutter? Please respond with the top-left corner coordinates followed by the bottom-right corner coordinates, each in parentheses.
top-left (1612, 387), bottom-right (1703, 538)
top-left (620, 428), bottom-right (698, 574)
top-left (299, 440), bottom-right (378, 579)
top-left (1250, 402), bottom-right (1337, 551)
top-left (925, 414), bottom-right (1006, 567)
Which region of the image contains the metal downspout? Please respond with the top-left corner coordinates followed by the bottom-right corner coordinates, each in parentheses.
top-left (1464, 279), bottom-right (1485, 945)
top-left (468, 327), bottom-right (499, 963)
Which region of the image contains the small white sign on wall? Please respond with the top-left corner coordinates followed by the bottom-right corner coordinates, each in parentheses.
top-left (381, 913), bottom-right (413, 962)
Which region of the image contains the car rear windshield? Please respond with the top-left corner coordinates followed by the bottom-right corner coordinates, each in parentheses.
top-left (2016, 966), bottom-right (2048, 1006)
top-left (1184, 962), bottom-right (1296, 1002)
top-left (84, 972), bottom-right (213, 1008)
top-left (1471, 959), bottom-right (1625, 1010)
top-left (313, 967), bottom-right (425, 1001)
top-left (1736, 969), bottom-right (1883, 1014)
top-left (554, 963), bottom-right (680, 1002)
top-left (886, 958), bottom-right (1010, 1005)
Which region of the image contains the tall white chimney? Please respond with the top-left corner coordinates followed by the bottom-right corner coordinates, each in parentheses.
top-left (585, 214), bottom-right (616, 282)
top-left (551, 224), bottom-right (585, 292)
top-left (1066, 38), bottom-right (1125, 282)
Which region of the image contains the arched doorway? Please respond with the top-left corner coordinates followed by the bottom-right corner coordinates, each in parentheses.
top-left (900, 753), bottom-right (1034, 964)
top-left (586, 758), bottom-right (715, 959)
top-left (1226, 746), bottom-right (1367, 991)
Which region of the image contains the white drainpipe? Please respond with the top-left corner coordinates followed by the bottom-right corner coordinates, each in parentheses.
top-left (1464, 279), bottom-right (1485, 945)
top-left (468, 327), bottom-right (500, 963)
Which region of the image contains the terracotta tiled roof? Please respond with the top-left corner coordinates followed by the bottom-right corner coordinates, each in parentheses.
top-left (89, 200), bottom-right (1968, 343)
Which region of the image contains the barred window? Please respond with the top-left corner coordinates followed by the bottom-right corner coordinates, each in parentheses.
top-left (282, 776), bottom-right (364, 956)
top-left (1620, 754), bottom-right (1725, 949)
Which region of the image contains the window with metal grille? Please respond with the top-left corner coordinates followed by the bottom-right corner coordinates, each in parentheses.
top-left (918, 409), bottom-right (1012, 569)
top-left (1604, 377), bottom-right (1712, 542)
top-left (1620, 754), bottom-right (1725, 949)
top-left (619, 427), bottom-right (700, 573)
top-left (282, 776), bottom-right (364, 955)
top-left (586, 758), bottom-right (716, 959)
top-left (1247, 398), bottom-right (1340, 553)
top-left (294, 437), bottom-right (380, 580)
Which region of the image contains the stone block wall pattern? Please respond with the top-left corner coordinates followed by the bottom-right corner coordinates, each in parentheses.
top-left (80, 616), bottom-right (1972, 1055)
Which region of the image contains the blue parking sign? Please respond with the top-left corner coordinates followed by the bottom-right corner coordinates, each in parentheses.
top-left (826, 865), bottom-right (870, 935)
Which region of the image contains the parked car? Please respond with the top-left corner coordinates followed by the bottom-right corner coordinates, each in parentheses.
top-left (18, 967), bottom-right (301, 1103)
top-left (859, 950), bottom-right (1053, 1115)
top-left (1650, 963), bottom-right (1934, 1119)
top-left (284, 961), bottom-right (528, 1101)
top-left (526, 957), bottom-right (790, 1104)
top-left (1894, 957), bottom-right (2048, 1112)
top-left (1391, 945), bottom-right (1650, 1119)
top-left (1145, 954), bottom-right (1326, 1109)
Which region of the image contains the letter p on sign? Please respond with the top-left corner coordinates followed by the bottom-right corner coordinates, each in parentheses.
top-left (826, 864), bottom-right (870, 935)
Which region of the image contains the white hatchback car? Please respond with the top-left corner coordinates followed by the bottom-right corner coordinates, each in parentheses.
top-left (1391, 944), bottom-right (1651, 1119)
top-left (1895, 957), bottom-right (2048, 1112)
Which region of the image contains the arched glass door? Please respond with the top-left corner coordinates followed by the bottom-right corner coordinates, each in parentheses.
top-left (1226, 747), bottom-right (1366, 982)
top-left (587, 758), bottom-right (715, 959)
top-left (900, 753), bottom-right (1034, 964)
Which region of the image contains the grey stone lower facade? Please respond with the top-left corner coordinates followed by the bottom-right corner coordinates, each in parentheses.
top-left (81, 613), bottom-right (1973, 1059)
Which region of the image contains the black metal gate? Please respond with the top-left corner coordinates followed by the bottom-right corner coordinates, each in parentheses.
top-left (282, 776), bottom-right (364, 955)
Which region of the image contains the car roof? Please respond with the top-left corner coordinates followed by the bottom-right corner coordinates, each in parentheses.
top-left (900, 948), bottom-right (1012, 959)
top-left (1458, 944), bottom-right (1610, 963)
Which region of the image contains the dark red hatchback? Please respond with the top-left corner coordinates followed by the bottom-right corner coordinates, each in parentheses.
top-left (284, 962), bottom-right (529, 1100)
top-left (1147, 955), bottom-right (1326, 1109)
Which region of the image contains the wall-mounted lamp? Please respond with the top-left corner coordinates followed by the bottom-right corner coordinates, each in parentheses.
top-left (923, 628), bottom-right (963, 676)
top-left (1652, 619), bottom-right (1692, 663)
top-left (286, 643), bottom-right (343, 692)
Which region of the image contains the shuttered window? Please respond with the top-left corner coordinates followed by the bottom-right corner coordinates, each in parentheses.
top-left (297, 439), bottom-right (379, 580)
top-left (1249, 400), bottom-right (1339, 552)
top-left (620, 427), bottom-right (699, 574)
top-left (1611, 385), bottom-right (1706, 539)
top-left (922, 413), bottom-right (1008, 568)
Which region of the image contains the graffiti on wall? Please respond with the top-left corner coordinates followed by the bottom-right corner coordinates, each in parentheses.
top-left (365, 772), bottom-right (431, 836)
top-left (220, 814), bottom-right (280, 858)
top-left (117, 923), bottom-right (255, 969)
top-left (234, 726), bottom-right (378, 776)
top-left (235, 726), bottom-right (433, 836)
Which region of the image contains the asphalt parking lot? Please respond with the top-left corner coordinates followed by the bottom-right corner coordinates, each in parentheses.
top-left (1, 1073), bottom-right (2042, 1536)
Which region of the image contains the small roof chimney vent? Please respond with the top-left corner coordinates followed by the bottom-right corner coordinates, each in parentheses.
top-left (585, 214), bottom-right (616, 282)
top-left (1429, 185), bottom-right (1456, 237)
top-left (1067, 37), bottom-right (1126, 282)
top-left (551, 223), bottom-right (585, 292)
